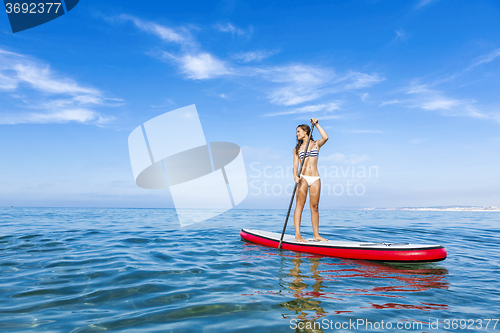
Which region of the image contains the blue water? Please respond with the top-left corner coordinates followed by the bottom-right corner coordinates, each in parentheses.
top-left (1, 208), bottom-right (499, 332)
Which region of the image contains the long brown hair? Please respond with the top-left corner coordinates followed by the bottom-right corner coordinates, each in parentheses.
top-left (295, 124), bottom-right (314, 155)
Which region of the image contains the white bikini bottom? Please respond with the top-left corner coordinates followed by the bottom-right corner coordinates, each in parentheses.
top-left (300, 175), bottom-right (320, 187)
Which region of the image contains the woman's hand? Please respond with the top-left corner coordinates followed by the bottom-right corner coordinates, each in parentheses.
top-left (311, 118), bottom-right (319, 125)
top-left (294, 175), bottom-right (300, 183)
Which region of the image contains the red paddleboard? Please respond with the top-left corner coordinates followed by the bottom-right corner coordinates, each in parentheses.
top-left (240, 229), bottom-right (447, 262)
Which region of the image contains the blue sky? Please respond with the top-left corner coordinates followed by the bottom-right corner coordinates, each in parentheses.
top-left (0, 0), bottom-right (499, 209)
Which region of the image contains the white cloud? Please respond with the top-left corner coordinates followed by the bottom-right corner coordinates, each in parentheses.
top-left (264, 102), bottom-right (341, 117)
top-left (379, 99), bottom-right (402, 106)
top-left (180, 53), bottom-right (231, 79)
top-left (258, 64), bottom-right (332, 106)
top-left (165, 52), bottom-right (232, 80)
top-left (116, 14), bottom-right (194, 47)
top-left (380, 82), bottom-right (498, 121)
top-left (114, 16), bottom-right (385, 108)
top-left (462, 105), bottom-right (489, 119)
top-left (268, 86), bottom-right (321, 106)
top-left (296, 103), bottom-right (340, 112)
top-left (0, 109), bottom-right (113, 125)
top-left (406, 84), bottom-right (432, 94)
top-left (73, 95), bottom-right (108, 105)
top-left (405, 83), bottom-right (481, 116)
top-left (266, 65), bottom-right (330, 85)
top-left (232, 50), bottom-right (278, 63)
top-left (13, 64), bottom-right (99, 96)
top-left (0, 51), bottom-right (100, 98)
top-left (256, 65), bottom-right (383, 107)
top-left (431, 48), bottom-right (500, 85)
top-left (420, 99), bottom-right (464, 110)
top-left (0, 48), bottom-right (116, 126)
top-left (381, 76), bottom-right (500, 123)
top-left (469, 48), bottom-right (500, 69)
top-left (117, 16), bottom-right (230, 80)
top-left (345, 72), bottom-right (385, 89)
top-left (216, 23), bottom-right (249, 37)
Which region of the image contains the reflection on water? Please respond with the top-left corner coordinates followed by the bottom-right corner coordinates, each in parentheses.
top-left (275, 252), bottom-right (449, 332)
top-left (325, 260), bottom-right (450, 292)
top-left (280, 253), bottom-right (327, 332)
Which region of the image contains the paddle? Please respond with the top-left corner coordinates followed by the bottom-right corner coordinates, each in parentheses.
top-left (278, 120), bottom-right (316, 250)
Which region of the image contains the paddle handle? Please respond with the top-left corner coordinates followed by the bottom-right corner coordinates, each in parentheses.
top-left (278, 121), bottom-right (316, 249)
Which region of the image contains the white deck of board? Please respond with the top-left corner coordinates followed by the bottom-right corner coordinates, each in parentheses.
top-left (243, 229), bottom-right (440, 249)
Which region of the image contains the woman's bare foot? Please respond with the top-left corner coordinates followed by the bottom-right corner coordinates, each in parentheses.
top-left (312, 236), bottom-right (328, 242)
top-left (294, 237), bottom-right (307, 243)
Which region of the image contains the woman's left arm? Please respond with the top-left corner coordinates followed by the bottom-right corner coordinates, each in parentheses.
top-left (311, 118), bottom-right (329, 147)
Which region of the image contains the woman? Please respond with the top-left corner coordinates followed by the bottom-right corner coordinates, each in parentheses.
top-left (293, 118), bottom-right (328, 242)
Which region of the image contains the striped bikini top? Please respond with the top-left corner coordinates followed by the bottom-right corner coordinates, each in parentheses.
top-left (298, 142), bottom-right (319, 159)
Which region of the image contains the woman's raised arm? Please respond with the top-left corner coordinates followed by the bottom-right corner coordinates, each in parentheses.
top-left (311, 118), bottom-right (329, 147)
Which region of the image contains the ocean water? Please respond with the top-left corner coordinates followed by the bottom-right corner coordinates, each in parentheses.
top-left (1, 207), bottom-right (499, 332)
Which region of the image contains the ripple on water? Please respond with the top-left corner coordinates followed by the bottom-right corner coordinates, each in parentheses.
top-left (0, 208), bottom-right (499, 332)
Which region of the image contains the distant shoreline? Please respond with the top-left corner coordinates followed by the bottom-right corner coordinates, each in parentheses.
top-left (362, 206), bottom-right (500, 212)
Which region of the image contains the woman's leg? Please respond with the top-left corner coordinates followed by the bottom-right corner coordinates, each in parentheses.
top-left (309, 179), bottom-right (327, 241)
top-left (293, 178), bottom-right (308, 242)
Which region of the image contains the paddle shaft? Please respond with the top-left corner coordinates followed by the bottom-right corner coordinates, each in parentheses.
top-left (278, 122), bottom-right (316, 249)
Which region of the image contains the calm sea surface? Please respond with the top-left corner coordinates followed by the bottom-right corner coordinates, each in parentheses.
top-left (1, 208), bottom-right (499, 332)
